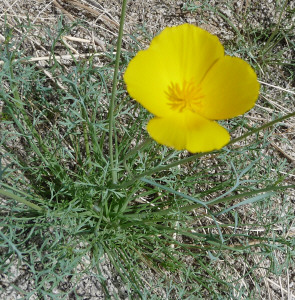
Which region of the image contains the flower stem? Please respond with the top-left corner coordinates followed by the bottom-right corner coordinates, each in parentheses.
top-left (227, 111), bottom-right (295, 146)
top-left (108, 0), bottom-right (128, 184)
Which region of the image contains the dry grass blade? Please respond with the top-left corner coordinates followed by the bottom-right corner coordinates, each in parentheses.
top-left (0, 53), bottom-right (106, 65)
top-left (52, 0), bottom-right (106, 50)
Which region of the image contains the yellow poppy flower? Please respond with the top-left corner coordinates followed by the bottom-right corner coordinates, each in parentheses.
top-left (124, 24), bottom-right (260, 153)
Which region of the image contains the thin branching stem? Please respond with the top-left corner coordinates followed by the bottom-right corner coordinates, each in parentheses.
top-left (108, 0), bottom-right (128, 184)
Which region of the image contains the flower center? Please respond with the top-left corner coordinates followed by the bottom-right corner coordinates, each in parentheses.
top-left (166, 80), bottom-right (204, 113)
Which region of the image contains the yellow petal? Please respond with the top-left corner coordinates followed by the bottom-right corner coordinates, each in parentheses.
top-left (147, 111), bottom-right (230, 153)
top-left (124, 24), bottom-right (224, 117)
top-left (199, 56), bottom-right (260, 120)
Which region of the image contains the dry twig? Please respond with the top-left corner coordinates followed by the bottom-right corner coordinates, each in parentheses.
top-left (52, 0), bottom-right (106, 50)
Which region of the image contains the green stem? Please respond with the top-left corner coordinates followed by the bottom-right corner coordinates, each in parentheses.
top-left (81, 104), bottom-right (92, 169)
top-left (125, 184), bottom-right (295, 220)
top-left (114, 111), bottom-right (295, 189)
top-left (227, 111), bottom-right (295, 147)
top-left (108, 0), bottom-right (128, 184)
top-left (0, 189), bottom-right (44, 212)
